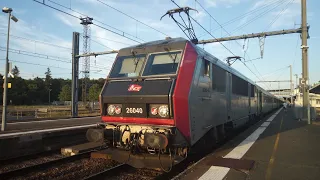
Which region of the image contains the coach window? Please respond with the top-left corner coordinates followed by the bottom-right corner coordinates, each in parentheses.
top-left (203, 58), bottom-right (210, 77)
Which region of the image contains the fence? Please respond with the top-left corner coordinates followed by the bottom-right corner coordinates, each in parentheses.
top-left (293, 106), bottom-right (319, 121)
top-left (1, 104), bottom-right (100, 121)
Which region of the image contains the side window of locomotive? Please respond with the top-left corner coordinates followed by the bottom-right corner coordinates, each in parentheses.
top-left (142, 51), bottom-right (182, 76)
top-left (203, 59), bottom-right (210, 77)
top-left (250, 84), bottom-right (255, 97)
top-left (232, 74), bottom-right (248, 96)
top-left (212, 64), bottom-right (226, 92)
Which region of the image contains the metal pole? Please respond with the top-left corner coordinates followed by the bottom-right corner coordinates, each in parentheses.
top-left (72, 32), bottom-right (80, 117)
top-left (278, 82), bottom-right (280, 96)
top-left (301, 0), bottom-right (310, 124)
top-left (197, 28), bottom-right (302, 44)
top-left (290, 65), bottom-right (293, 104)
top-left (1, 12), bottom-right (11, 131)
top-left (295, 74), bottom-right (298, 88)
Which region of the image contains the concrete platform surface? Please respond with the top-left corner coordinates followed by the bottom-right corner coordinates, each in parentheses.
top-left (175, 108), bottom-right (320, 180)
top-left (0, 116), bottom-right (101, 135)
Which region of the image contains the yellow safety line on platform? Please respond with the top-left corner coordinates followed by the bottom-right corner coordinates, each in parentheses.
top-left (265, 114), bottom-right (284, 180)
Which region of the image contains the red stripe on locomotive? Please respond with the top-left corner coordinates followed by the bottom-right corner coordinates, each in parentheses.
top-left (173, 42), bottom-right (198, 141)
top-left (101, 116), bottom-right (174, 126)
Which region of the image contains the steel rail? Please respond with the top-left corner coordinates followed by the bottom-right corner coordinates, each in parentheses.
top-left (0, 151), bottom-right (93, 179)
top-left (82, 164), bottom-right (131, 180)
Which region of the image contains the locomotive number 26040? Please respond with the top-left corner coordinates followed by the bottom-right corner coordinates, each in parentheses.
top-left (126, 108), bottom-right (143, 114)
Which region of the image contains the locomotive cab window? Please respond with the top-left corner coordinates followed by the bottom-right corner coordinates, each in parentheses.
top-left (142, 51), bottom-right (182, 76)
top-left (212, 64), bottom-right (226, 92)
top-left (109, 54), bottom-right (146, 78)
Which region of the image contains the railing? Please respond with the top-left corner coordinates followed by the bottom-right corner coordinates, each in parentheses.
top-left (0, 105), bottom-right (100, 121)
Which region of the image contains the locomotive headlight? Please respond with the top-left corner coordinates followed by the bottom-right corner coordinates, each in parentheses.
top-left (158, 105), bottom-right (169, 117)
top-left (107, 105), bottom-right (116, 115)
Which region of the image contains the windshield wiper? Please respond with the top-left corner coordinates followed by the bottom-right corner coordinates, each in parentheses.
top-left (131, 50), bottom-right (139, 72)
top-left (164, 47), bottom-right (178, 68)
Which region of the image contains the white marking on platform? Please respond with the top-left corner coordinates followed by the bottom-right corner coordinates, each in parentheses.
top-left (0, 124), bottom-right (97, 138)
top-left (7, 116), bottom-right (100, 125)
top-left (261, 122), bottom-right (271, 127)
top-left (197, 108), bottom-right (282, 180)
top-left (199, 166), bottom-right (230, 180)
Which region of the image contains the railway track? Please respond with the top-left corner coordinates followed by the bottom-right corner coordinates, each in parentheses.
top-left (84, 164), bottom-right (163, 180)
top-left (0, 150), bottom-right (61, 168)
top-left (0, 151), bottom-right (92, 179)
top-left (83, 164), bottom-right (131, 180)
top-left (0, 112), bottom-right (276, 180)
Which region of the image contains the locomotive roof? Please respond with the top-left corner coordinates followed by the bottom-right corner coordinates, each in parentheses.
top-left (119, 37), bottom-right (278, 99)
top-left (122, 37), bottom-right (188, 50)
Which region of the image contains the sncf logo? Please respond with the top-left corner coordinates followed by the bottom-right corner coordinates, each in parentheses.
top-left (128, 84), bottom-right (142, 92)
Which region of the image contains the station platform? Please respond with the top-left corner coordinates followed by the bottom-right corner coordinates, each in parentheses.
top-left (174, 108), bottom-right (320, 180)
top-left (0, 116), bottom-right (101, 138)
top-left (0, 116), bottom-right (102, 160)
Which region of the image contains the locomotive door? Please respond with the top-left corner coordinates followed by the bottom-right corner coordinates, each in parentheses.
top-left (189, 57), bottom-right (212, 143)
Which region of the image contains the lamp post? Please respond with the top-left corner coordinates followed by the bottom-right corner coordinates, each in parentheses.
top-left (49, 87), bottom-right (51, 104)
top-left (1, 7), bottom-right (18, 131)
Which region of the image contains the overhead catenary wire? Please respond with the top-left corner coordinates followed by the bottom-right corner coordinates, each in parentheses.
top-left (230, 0), bottom-right (288, 34)
top-left (0, 58), bottom-right (71, 70)
top-left (0, 46), bottom-right (71, 63)
top-left (95, 0), bottom-right (170, 37)
top-left (197, 0), bottom-right (285, 38)
top-left (195, 0), bottom-right (267, 89)
top-left (90, 35), bottom-right (133, 46)
top-left (0, 47), bottom-right (112, 70)
top-left (195, 0), bottom-right (260, 62)
top-left (260, 66), bottom-right (292, 78)
top-left (32, 0), bottom-right (144, 44)
top-left (194, 0), bottom-right (296, 90)
top-left (91, 23), bottom-right (142, 44)
top-left (217, 0), bottom-right (286, 28)
top-left (291, 35), bottom-right (300, 68)
top-left (264, 0), bottom-right (295, 31)
top-left (91, 39), bottom-right (113, 50)
top-left (0, 32), bottom-right (72, 50)
top-left (45, 0), bottom-right (144, 43)
top-left (46, 0), bottom-right (167, 40)
top-left (0, 59), bottom-right (111, 75)
top-left (171, 0), bottom-right (267, 89)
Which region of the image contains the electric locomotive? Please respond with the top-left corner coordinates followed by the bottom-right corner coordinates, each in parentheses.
top-left (86, 37), bottom-right (282, 170)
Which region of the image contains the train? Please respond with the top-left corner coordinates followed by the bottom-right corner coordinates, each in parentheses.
top-left (86, 37), bottom-right (283, 171)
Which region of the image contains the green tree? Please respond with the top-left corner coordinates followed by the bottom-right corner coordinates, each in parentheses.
top-left (88, 84), bottom-right (101, 102)
top-left (45, 67), bottom-right (51, 79)
top-left (11, 65), bottom-right (20, 77)
top-left (45, 68), bottom-right (52, 88)
top-left (45, 68), bottom-right (52, 103)
top-left (58, 84), bottom-right (71, 101)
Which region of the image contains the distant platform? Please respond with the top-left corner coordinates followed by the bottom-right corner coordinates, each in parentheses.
top-left (0, 116), bottom-right (101, 138)
top-left (174, 108), bottom-right (320, 180)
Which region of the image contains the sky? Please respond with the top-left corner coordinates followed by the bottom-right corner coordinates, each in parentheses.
top-left (0, 0), bottom-right (319, 90)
